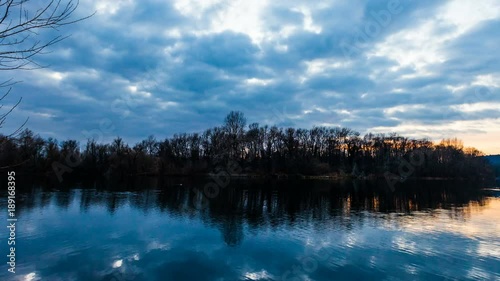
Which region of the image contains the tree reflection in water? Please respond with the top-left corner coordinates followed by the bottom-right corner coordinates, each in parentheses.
top-left (10, 177), bottom-right (490, 247)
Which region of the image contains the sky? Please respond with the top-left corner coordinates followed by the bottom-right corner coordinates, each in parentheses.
top-left (1, 0), bottom-right (499, 154)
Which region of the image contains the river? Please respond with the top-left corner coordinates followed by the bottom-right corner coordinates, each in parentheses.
top-left (1, 178), bottom-right (499, 281)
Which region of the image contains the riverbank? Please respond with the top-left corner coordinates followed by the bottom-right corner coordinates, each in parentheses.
top-left (126, 171), bottom-right (485, 182)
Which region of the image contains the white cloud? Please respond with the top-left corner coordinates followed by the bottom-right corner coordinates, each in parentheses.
top-left (437, 0), bottom-right (500, 35)
top-left (95, 0), bottom-right (134, 15)
top-left (244, 270), bottom-right (273, 280)
top-left (112, 259), bottom-right (123, 268)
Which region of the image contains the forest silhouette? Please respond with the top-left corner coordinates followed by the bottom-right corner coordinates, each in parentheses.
top-left (0, 111), bottom-right (496, 182)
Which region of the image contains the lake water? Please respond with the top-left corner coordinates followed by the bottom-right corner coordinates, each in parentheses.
top-left (1, 178), bottom-right (499, 281)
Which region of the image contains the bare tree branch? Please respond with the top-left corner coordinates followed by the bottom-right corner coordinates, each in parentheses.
top-left (0, 0), bottom-right (94, 70)
top-left (0, 0), bottom-right (93, 137)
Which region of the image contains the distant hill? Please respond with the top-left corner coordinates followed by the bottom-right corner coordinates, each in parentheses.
top-left (484, 155), bottom-right (500, 179)
top-left (484, 155), bottom-right (500, 165)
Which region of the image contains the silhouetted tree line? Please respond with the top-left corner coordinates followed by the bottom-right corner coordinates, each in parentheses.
top-left (0, 111), bottom-right (495, 181)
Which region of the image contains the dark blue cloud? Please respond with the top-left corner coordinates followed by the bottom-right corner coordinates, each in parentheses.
top-left (440, 19), bottom-right (500, 74)
top-left (181, 32), bottom-right (259, 69)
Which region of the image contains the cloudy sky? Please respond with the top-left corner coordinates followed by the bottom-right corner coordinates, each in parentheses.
top-left (2, 0), bottom-right (500, 154)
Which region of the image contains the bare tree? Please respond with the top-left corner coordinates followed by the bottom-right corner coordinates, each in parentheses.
top-left (223, 111), bottom-right (246, 158)
top-left (0, 0), bottom-right (92, 136)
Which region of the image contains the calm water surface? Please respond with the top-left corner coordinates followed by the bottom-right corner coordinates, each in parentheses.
top-left (1, 178), bottom-right (499, 281)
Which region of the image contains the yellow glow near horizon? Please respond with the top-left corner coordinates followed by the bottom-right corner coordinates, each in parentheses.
top-left (369, 119), bottom-right (500, 155)
top-left (459, 133), bottom-right (500, 156)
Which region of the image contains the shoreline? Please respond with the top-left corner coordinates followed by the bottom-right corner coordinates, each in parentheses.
top-left (125, 172), bottom-right (479, 181)
top-left (16, 171), bottom-right (495, 183)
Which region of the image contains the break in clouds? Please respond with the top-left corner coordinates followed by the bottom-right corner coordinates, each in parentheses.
top-left (2, 0), bottom-right (499, 151)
